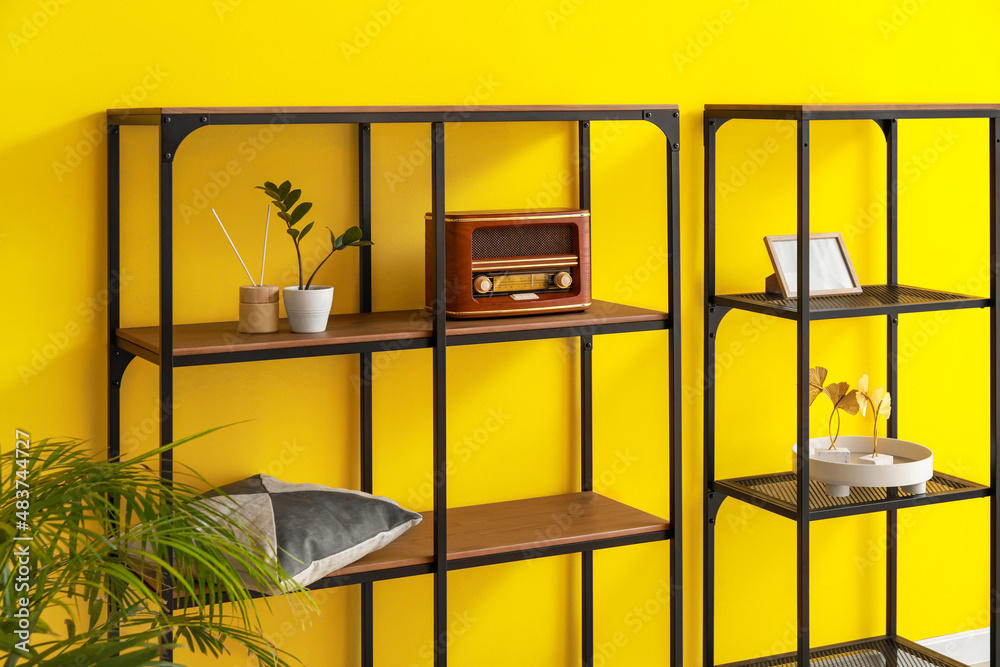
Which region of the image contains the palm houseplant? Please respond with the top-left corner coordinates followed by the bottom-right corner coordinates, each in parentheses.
top-left (0, 429), bottom-right (315, 667)
top-left (256, 180), bottom-right (372, 333)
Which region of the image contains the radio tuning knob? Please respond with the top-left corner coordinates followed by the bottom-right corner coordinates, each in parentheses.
top-left (473, 275), bottom-right (493, 294)
top-left (554, 271), bottom-right (573, 289)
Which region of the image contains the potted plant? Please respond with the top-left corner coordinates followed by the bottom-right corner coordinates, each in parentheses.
top-left (1, 429), bottom-right (315, 666)
top-left (256, 180), bottom-right (372, 333)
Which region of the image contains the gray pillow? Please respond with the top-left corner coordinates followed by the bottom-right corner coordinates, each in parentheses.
top-left (198, 474), bottom-right (422, 593)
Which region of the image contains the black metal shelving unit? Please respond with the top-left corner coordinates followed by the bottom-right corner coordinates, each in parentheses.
top-left (107, 104), bottom-right (682, 666)
top-left (703, 104), bottom-right (999, 667)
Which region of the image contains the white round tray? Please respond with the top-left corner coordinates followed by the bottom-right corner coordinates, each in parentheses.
top-left (792, 435), bottom-right (933, 498)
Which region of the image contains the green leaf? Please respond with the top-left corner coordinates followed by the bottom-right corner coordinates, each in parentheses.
top-left (286, 228), bottom-right (299, 241)
top-left (340, 226), bottom-right (363, 245)
top-left (278, 211), bottom-right (291, 224)
top-left (283, 189), bottom-right (302, 209)
top-left (289, 201), bottom-right (312, 225)
top-left (263, 181), bottom-right (278, 192)
top-left (299, 221), bottom-right (314, 240)
top-left (277, 180), bottom-right (291, 198)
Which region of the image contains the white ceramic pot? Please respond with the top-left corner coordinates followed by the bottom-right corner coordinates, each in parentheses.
top-left (792, 436), bottom-right (933, 498)
top-left (283, 286), bottom-right (334, 333)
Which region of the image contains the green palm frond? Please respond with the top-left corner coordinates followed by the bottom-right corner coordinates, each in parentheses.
top-left (1, 432), bottom-right (317, 667)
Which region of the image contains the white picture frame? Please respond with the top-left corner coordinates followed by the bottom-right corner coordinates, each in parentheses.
top-left (763, 232), bottom-right (863, 299)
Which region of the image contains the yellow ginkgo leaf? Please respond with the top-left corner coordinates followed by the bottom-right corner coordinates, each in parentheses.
top-left (808, 366), bottom-right (828, 406)
top-left (837, 389), bottom-right (861, 416)
top-left (877, 391), bottom-right (892, 421)
top-left (823, 381), bottom-right (848, 405)
top-left (871, 385), bottom-right (885, 407)
top-left (857, 374), bottom-right (869, 395)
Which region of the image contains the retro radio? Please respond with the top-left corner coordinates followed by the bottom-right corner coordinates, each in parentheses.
top-left (424, 208), bottom-right (591, 318)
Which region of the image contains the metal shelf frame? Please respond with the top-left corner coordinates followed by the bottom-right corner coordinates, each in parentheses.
top-left (702, 104), bottom-right (1000, 667)
top-left (107, 104), bottom-right (682, 666)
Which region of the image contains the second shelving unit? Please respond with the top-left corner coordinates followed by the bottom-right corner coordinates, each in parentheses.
top-left (703, 103), bottom-right (998, 667)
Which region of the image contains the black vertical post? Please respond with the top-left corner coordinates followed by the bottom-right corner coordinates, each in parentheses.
top-left (106, 121), bottom-right (121, 642)
top-left (883, 117), bottom-right (899, 639)
top-left (578, 119), bottom-right (594, 667)
top-left (108, 124), bottom-right (122, 462)
top-left (159, 118), bottom-right (176, 660)
top-left (703, 115), bottom-right (720, 667)
top-left (431, 121), bottom-right (448, 667)
top-left (666, 112), bottom-right (682, 667)
top-left (989, 115), bottom-right (998, 667)
top-left (580, 335), bottom-right (594, 667)
top-left (795, 119), bottom-right (811, 667)
top-left (358, 122), bottom-right (375, 667)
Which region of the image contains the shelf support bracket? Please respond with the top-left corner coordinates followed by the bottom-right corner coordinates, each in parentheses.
top-left (643, 109), bottom-right (681, 153)
top-left (160, 114), bottom-right (210, 162)
top-left (109, 347), bottom-right (135, 388)
top-left (875, 118), bottom-right (896, 142)
top-left (705, 491), bottom-right (727, 525)
top-left (706, 305), bottom-right (732, 339)
top-left (703, 117), bottom-right (730, 146)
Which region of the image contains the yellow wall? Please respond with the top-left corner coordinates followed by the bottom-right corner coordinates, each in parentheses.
top-left (3, 0), bottom-right (1000, 664)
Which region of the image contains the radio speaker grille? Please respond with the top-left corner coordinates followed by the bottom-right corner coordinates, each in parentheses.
top-left (472, 224), bottom-right (574, 259)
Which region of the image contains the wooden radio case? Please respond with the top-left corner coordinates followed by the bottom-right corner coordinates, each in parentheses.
top-left (424, 208), bottom-right (591, 319)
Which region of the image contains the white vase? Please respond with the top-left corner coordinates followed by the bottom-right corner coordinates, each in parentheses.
top-left (283, 286), bottom-right (334, 333)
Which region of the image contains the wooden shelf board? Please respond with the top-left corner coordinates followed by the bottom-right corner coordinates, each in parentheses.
top-left (115, 300), bottom-right (668, 362)
top-left (707, 103), bottom-right (999, 113)
top-left (329, 492), bottom-right (669, 578)
top-left (706, 103), bottom-right (1000, 121)
top-left (108, 104), bottom-right (678, 122)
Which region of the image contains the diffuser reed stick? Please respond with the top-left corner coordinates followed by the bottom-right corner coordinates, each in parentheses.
top-left (212, 208), bottom-right (256, 286)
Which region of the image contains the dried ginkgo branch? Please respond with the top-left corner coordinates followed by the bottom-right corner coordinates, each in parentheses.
top-left (808, 367), bottom-right (860, 450)
top-left (857, 374), bottom-right (892, 457)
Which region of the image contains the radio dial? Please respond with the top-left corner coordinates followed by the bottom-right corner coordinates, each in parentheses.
top-left (473, 275), bottom-right (493, 294)
top-left (554, 271), bottom-right (573, 289)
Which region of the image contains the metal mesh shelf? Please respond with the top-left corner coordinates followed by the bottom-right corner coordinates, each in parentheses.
top-left (713, 471), bottom-right (988, 520)
top-left (718, 636), bottom-right (967, 667)
top-left (713, 284), bottom-right (987, 321)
